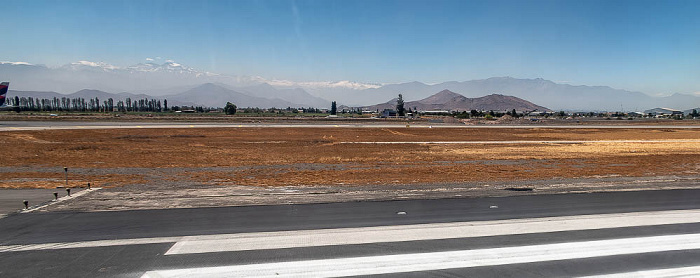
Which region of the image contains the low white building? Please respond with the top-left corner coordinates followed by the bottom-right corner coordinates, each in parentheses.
top-left (643, 108), bottom-right (682, 116)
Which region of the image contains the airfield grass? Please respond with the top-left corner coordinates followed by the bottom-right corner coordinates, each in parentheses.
top-left (0, 127), bottom-right (698, 188)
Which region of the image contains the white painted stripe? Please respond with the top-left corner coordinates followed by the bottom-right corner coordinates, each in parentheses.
top-left (2, 209), bottom-right (699, 254)
top-left (578, 265), bottom-right (700, 278)
top-left (340, 139), bottom-right (700, 144)
top-left (165, 209), bottom-right (700, 255)
top-left (20, 188), bottom-right (102, 214)
top-left (142, 233), bottom-right (700, 278)
top-left (0, 237), bottom-right (182, 253)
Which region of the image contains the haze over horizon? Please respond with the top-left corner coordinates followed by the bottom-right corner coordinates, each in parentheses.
top-left (2, 0), bottom-right (699, 97)
top-left (3, 58), bottom-right (698, 111)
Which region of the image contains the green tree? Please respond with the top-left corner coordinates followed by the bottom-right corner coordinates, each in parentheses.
top-left (396, 94), bottom-right (405, 116)
top-left (455, 111), bottom-right (469, 119)
top-left (691, 109), bottom-right (699, 118)
top-left (330, 101), bottom-right (337, 115)
top-left (224, 102), bottom-right (237, 115)
top-left (13, 96), bottom-right (21, 113)
top-left (470, 109), bottom-right (479, 117)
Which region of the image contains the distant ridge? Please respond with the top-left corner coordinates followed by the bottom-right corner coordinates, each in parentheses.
top-left (336, 77), bottom-right (700, 111)
top-left (3, 60), bottom-right (698, 110)
top-left (363, 90), bottom-right (550, 112)
top-left (170, 83), bottom-right (299, 108)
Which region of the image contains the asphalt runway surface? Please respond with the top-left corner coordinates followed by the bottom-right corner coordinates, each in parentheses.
top-left (1, 189), bottom-right (700, 277)
top-left (1, 120), bottom-right (700, 131)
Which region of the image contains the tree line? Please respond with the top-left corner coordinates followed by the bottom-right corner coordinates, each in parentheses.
top-left (5, 96), bottom-right (171, 112)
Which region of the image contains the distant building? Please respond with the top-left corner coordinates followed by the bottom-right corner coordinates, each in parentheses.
top-left (381, 109), bottom-right (397, 117)
top-left (420, 110), bottom-right (451, 115)
top-left (643, 108), bottom-right (683, 116)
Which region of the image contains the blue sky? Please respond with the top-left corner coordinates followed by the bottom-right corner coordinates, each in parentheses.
top-left (2, 0), bottom-right (699, 95)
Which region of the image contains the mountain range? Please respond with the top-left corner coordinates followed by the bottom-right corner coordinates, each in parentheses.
top-left (171, 83), bottom-right (302, 108)
top-left (363, 90), bottom-right (550, 112)
top-left (343, 78), bottom-right (699, 111)
top-left (2, 60), bottom-right (699, 111)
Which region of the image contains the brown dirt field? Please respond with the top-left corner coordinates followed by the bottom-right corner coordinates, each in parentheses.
top-left (0, 127), bottom-right (698, 189)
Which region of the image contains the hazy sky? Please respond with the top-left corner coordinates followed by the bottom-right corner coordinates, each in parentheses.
top-left (2, 0), bottom-right (699, 95)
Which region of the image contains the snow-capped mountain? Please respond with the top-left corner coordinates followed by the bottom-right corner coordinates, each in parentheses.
top-left (125, 61), bottom-right (215, 76)
top-left (0, 60), bottom-right (247, 94)
top-left (0, 59), bottom-right (378, 94)
top-left (60, 60), bottom-right (217, 76)
top-left (2, 59), bottom-right (698, 110)
top-left (62, 61), bottom-right (120, 72)
top-left (268, 79), bottom-right (382, 90)
top-left (1, 61), bottom-right (34, 66)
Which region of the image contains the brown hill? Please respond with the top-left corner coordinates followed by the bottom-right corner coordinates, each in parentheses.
top-left (363, 90), bottom-right (550, 112)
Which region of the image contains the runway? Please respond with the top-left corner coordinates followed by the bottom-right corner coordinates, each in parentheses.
top-left (1, 120), bottom-right (699, 131)
top-left (1, 189), bottom-right (700, 277)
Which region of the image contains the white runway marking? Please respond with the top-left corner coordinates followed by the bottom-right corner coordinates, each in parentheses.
top-left (20, 188), bottom-right (102, 214)
top-left (3, 208), bottom-right (699, 255)
top-left (164, 209), bottom-right (700, 255)
top-left (142, 233), bottom-right (700, 278)
top-left (578, 265), bottom-right (700, 278)
top-left (2, 209), bottom-right (699, 253)
top-left (0, 237), bottom-right (182, 253)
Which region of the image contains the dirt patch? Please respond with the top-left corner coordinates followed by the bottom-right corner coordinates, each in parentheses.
top-left (6, 134), bottom-right (56, 144)
top-left (0, 127), bottom-right (697, 189)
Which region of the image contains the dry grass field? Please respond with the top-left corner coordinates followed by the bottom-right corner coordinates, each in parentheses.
top-left (0, 127), bottom-right (698, 189)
